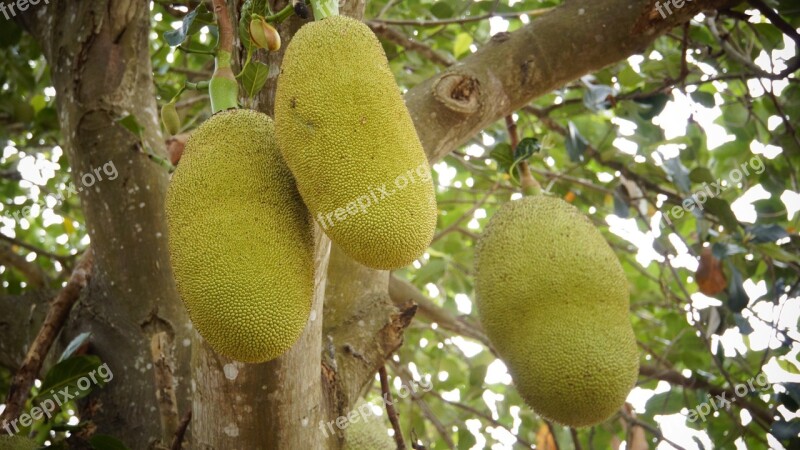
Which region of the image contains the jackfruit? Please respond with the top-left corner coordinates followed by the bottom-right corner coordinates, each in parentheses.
top-left (166, 109), bottom-right (314, 363)
top-left (474, 195), bottom-right (639, 427)
top-left (344, 401), bottom-right (395, 450)
top-left (275, 15), bottom-right (437, 270)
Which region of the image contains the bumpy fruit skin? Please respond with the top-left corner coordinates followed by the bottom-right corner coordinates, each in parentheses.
top-left (275, 15), bottom-right (437, 270)
top-left (474, 195), bottom-right (639, 427)
top-left (166, 109), bottom-right (314, 363)
top-left (344, 401), bottom-right (395, 450)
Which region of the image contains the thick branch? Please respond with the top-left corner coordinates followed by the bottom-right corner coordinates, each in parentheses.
top-left (1, 248), bottom-right (93, 430)
top-left (404, 0), bottom-right (740, 163)
top-left (388, 275), bottom-right (492, 351)
top-left (639, 365), bottom-right (774, 426)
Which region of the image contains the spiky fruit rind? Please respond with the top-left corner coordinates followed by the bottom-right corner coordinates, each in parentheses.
top-left (275, 15), bottom-right (437, 270)
top-left (475, 195), bottom-right (639, 427)
top-left (344, 401), bottom-right (395, 450)
top-left (166, 109), bottom-right (314, 363)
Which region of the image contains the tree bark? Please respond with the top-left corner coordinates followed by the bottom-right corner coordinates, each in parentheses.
top-left (17, 1), bottom-right (191, 447)
top-left (404, 0), bottom-right (739, 164)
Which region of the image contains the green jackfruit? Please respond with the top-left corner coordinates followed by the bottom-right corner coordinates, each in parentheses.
top-left (275, 15), bottom-right (437, 270)
top-left (166, 109), bottom-right (314, 363)
top-left (474, 195), bottom-right (639, 427)
top-left (344, 401), bottom-right (395, 450)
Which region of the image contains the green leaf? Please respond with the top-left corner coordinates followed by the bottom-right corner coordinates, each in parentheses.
top-left (514, 137), bottom-right (540, 160)
top-left (430, 2), bottom-right (453, 18)
top-left (164, 3), bottom-right (214, 47)
top-left (690, 91), bottom-right (716, 108)
top-left (645, 390), bottom-right (685, 415)
top-left (689, 167), bottom-right (715, 184)
top-left (704, 198), bottom-right (739, 231)
top-left (746, 224), bottom-right (789, 244)
top-left (59, 332), bottom-right (91, 362)
top-left (453, 33), bottom-right (473, 58)
top-left (489, 143), bottom-right (514, 173)
top-left (116, 115), bottom-right (143, 136)
top-left (633, 92), bottom-right (670, 120)
top-left (35, 355), bottom-right (106, 404)
top-left (725, 262), bottom-right (749, 313)
top-left (240, 61), bottom-right (270, 98)
top-left (583, 84), bottom-right (616, 112)
top-left (89, 434), bottom-right (130, 450)
top-left (662, 157), bottom-right (691, 192)
top-left (565, 121), bottom-right (587, 163)
top-left (770, 420), bottom-right (800, 441)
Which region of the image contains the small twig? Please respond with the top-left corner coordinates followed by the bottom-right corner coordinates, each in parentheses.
top-left (0, 248), bottom-right (93, 431)
top-left (0, 242), bottom-right (49, 288)
top-left (379, 366), bottom-right (406, 450)
top-left (367, 22), bottom-right (456, 66)
top-left (747, 0), bottom-right (800, 48)
top-left (170, 410), bottom-right (192, 450)
top-left (0, 231), bottom-right (75, 265)
top-left (371, 8), bottom-right (551, 27)
top-left (570, 428), bottom-right (582, 450)
top-left (620, 410), bottom-right (687, 450)
top-left (544, 421), bottom-right (561, 450)
top-left (431, 182), bottom-right (498, 244)
top-left (504, 115), bottom-right (540, 194)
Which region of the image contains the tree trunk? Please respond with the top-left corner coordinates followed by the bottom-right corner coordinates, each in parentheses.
top-left (18, 1), bottom-right (191, 447)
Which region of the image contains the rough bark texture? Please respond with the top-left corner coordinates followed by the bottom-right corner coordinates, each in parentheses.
top-left (14, 1), bottom-right (191, 447)
top-left (0, 0), bottom-right (742, 448)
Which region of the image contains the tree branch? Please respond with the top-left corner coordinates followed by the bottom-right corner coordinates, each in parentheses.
top-left (388, 275), bottom-right (493, 351)
top-left (367, 22), bottom-right (455, 67)
top-left (404, 0), bottom-right (741, 164)
top-left (638, 365), bottom-right (774, 426)
top-left (370, 8), bottom-right (551, 27)
top-left (0, 243), bottom-right (49, 289)
top-left (379, 366), bottom-right (406, 450)
top-left (0, 248), bottom-right (93, 431)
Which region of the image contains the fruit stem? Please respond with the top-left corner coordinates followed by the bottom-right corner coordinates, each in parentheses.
top-left (263, 3), bottom-right (295, 23)
top-left (309, 0), bottom-right (338, 19)
top-left (210, 0), bottom-right (239, 112)
top-left (505, 115), bottom-right (541, 196)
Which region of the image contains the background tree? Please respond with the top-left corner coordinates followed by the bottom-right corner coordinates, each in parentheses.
top-left (0, 0), bottom-right (798, 449)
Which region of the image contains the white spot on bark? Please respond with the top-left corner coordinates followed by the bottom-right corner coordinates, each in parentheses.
top-left (578, 8), bottom-right (585, 15)
top-left (182, 338), bottom-right (190, 347)
top-left (223, 363), bottom-right (239, 380)
top-left (309, 310), bottom-right (317, 321)
top-left (223, 423), bottom-right (239, 437)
